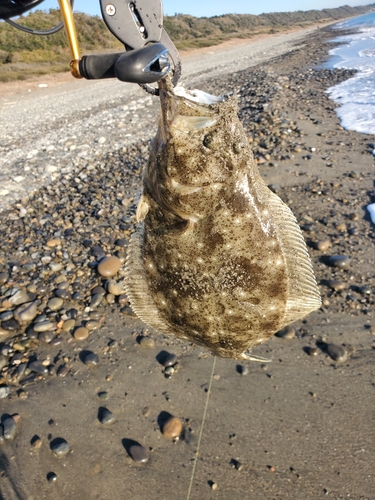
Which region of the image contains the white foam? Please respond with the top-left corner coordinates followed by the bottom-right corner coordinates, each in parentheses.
top-left (367, 203), bottom-right (375, 224)
top-left (326, 13), bottom-right (375, 135)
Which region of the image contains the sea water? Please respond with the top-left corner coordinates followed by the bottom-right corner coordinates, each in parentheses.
top-left (325, 12), bottom-right (375, 135)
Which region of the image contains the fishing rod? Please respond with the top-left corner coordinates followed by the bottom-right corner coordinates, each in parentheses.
top-left (0, 0), bottom-right (182, 94)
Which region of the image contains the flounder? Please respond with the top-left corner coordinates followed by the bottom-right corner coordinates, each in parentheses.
top-left (124, 77), bottom-right (321, 360)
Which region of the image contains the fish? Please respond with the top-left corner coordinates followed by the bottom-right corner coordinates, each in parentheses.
top-left (124, 77), bottom-right (321, 360)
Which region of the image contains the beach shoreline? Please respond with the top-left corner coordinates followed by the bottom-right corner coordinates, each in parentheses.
top-left (0, 23), bottom-right (375, 500)
top-left (0, 19), bottom-right (342, 98)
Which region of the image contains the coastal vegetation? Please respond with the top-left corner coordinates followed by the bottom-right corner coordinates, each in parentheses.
top-left (0, 3), bottom-right (374, 82)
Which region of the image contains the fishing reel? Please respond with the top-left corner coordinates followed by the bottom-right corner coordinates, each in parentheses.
top-left (0, 0), bottom-right (181, 94)
top-left (0, 0), bottom-right (45, 19)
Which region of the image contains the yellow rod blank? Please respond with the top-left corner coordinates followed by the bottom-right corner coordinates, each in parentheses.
top-left (57, 0), bottom-right (82, 78)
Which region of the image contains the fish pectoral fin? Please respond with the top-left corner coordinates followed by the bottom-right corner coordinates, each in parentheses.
top-left (240, 351), bottom-right (272, 362)
top-left (136, 194), bottom-right (150, 222)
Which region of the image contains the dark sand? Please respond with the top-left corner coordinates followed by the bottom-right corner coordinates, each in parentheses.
top-left (1, 27), bottom-right (375, 500)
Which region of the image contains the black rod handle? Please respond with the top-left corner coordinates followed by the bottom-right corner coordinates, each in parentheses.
top-left (79, 53), bottom-right (122, 80)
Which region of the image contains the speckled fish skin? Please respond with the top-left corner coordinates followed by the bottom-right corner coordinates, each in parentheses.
top-left (124, 77), bottom-right (321, 359)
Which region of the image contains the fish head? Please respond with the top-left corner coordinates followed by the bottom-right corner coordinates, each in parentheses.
top-left (144, 77), bottom-right (250, 221)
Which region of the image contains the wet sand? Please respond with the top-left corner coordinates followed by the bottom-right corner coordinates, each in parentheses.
top-left (0, 25), bottom-right (375, 500)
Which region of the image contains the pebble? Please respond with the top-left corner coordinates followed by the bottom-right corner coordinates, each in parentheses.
top-left (85, 320), bottom-right (100, 331)
top-left (336, 222), bottom-right (347, 232)
top-left (118, 294), bottom-right (128, 306)
top-left (326, 280), bottom-right (347, 291)
top-left (128, 444), bottom-right (149, 464)
top-left (0, 272), bottom-right (9, 285)
top-left (268, 183), bottom-right (281, 193)
top-left (0, 311), bottom-right (13, 321)
top-left (91, 286), bottom-right (106, 296)
top-left (349, 170), bottom-right (359, 179)
top-left (99, 408), bottom-right (116, 425)
top-left (83, 351), bottom-right (99, 366)
top-left (57, 365), bottom-right (69, 377)
top-left (106, 279), bottom-right (125, 296)
top-left (237, 365), bottom-right (249, 375)
top-left (13, 301), bottom-right (38, 322)
top-left (46, 238), bottom-right (61, 247)
top-left (349, 227), bottom-right (359, 236)
top-left (163, 353), bottom-right (178, 367)
top-left (139, 336), bottom-right (155, 348)
top-left (275, 325), bottom-right (296, 339)
top-left (47, 298), bottom-right (63, 312)
top-left (33, 321), bottom-right (55, 333)
top-left (40, 331), bottom-right (55, 343)
top-left (328, 255), bottom-right (351, 269)
top-left (56, 281), bottom-right (70, 290)
top-left (9, 290), bottom-right (35, 306)
top-left (28, 360), bottom-right (48, 375)
top-left (0, 355), bottom-right (7, 370)
top-left (97, 256), bottom-right (122, 277)
top-left (74, 327), bottom-right (89, 341)
top-left (89, 311), bottom-right (102, 320)
top-left (162, 416), bottom-right (183, 439)
top-left (1, 319), bottom-right (20, 331)
top-left (326, 343), bottom-right (347, 362)
top-left (231, 459), bottom-right (243, 471)
top-left (0, 385), bottom-right (10, 399)
top-left (89, 294), bottom-right (103, 309)
top-left (98, 391), bottom-right (109, 400)
top-left (31, 436), bottom-right (43, 449)
top-left (306, 347), bottom-right (319, 356)
top-left (17, 389), bottom-right (28, 399)
top-left (49, 262), bottom-right (63, 273)
top-left (115, 238), bottom-right (127, 247)
top-left (164, 366), bottom-right (175, 377)
top-left (51, 439), bottom-right (70, 457)
top-left (55, 289), bottom-right (71, 300)
top-left (0, 328), bottom-right (12, 341)
top-left (47, 472), bottom-right (58, 483)
top-left (314, 240), bottom-right (331, 251)
top-left (2, 416), bottom-right (17, 440)
top-left (142, 407), bottom-right (150, 417)
top-left (62, 319), bottom-right (75, 332)
top-left (106, 293), bottom-right (115, 304)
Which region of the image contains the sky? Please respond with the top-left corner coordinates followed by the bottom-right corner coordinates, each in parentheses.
top-left (34, 0), bottom-right (373, 18)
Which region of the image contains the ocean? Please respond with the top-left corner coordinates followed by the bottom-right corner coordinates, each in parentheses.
top-left (325, 11), bottom-right (375, 135)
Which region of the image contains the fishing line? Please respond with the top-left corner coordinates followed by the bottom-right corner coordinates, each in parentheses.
top-left (186, 356), bottom-right (217, 500)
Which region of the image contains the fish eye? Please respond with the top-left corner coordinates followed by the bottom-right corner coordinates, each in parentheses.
top-left (203, 133), bottom-right (214, 149)
top-left (232, 143), bottom-right (243, 154)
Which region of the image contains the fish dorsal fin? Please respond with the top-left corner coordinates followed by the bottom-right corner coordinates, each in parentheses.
top-left (250, 172), bottom-right (321, 326)
top-left (124, 224), bottom-right (178, 337)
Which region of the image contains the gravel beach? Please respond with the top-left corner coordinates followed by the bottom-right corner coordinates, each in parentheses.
top-left (0, 24), bottom-right (374, 500)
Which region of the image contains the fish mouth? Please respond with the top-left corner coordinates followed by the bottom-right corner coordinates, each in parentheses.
top-left (158, 77), bottom-right (227, 134)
